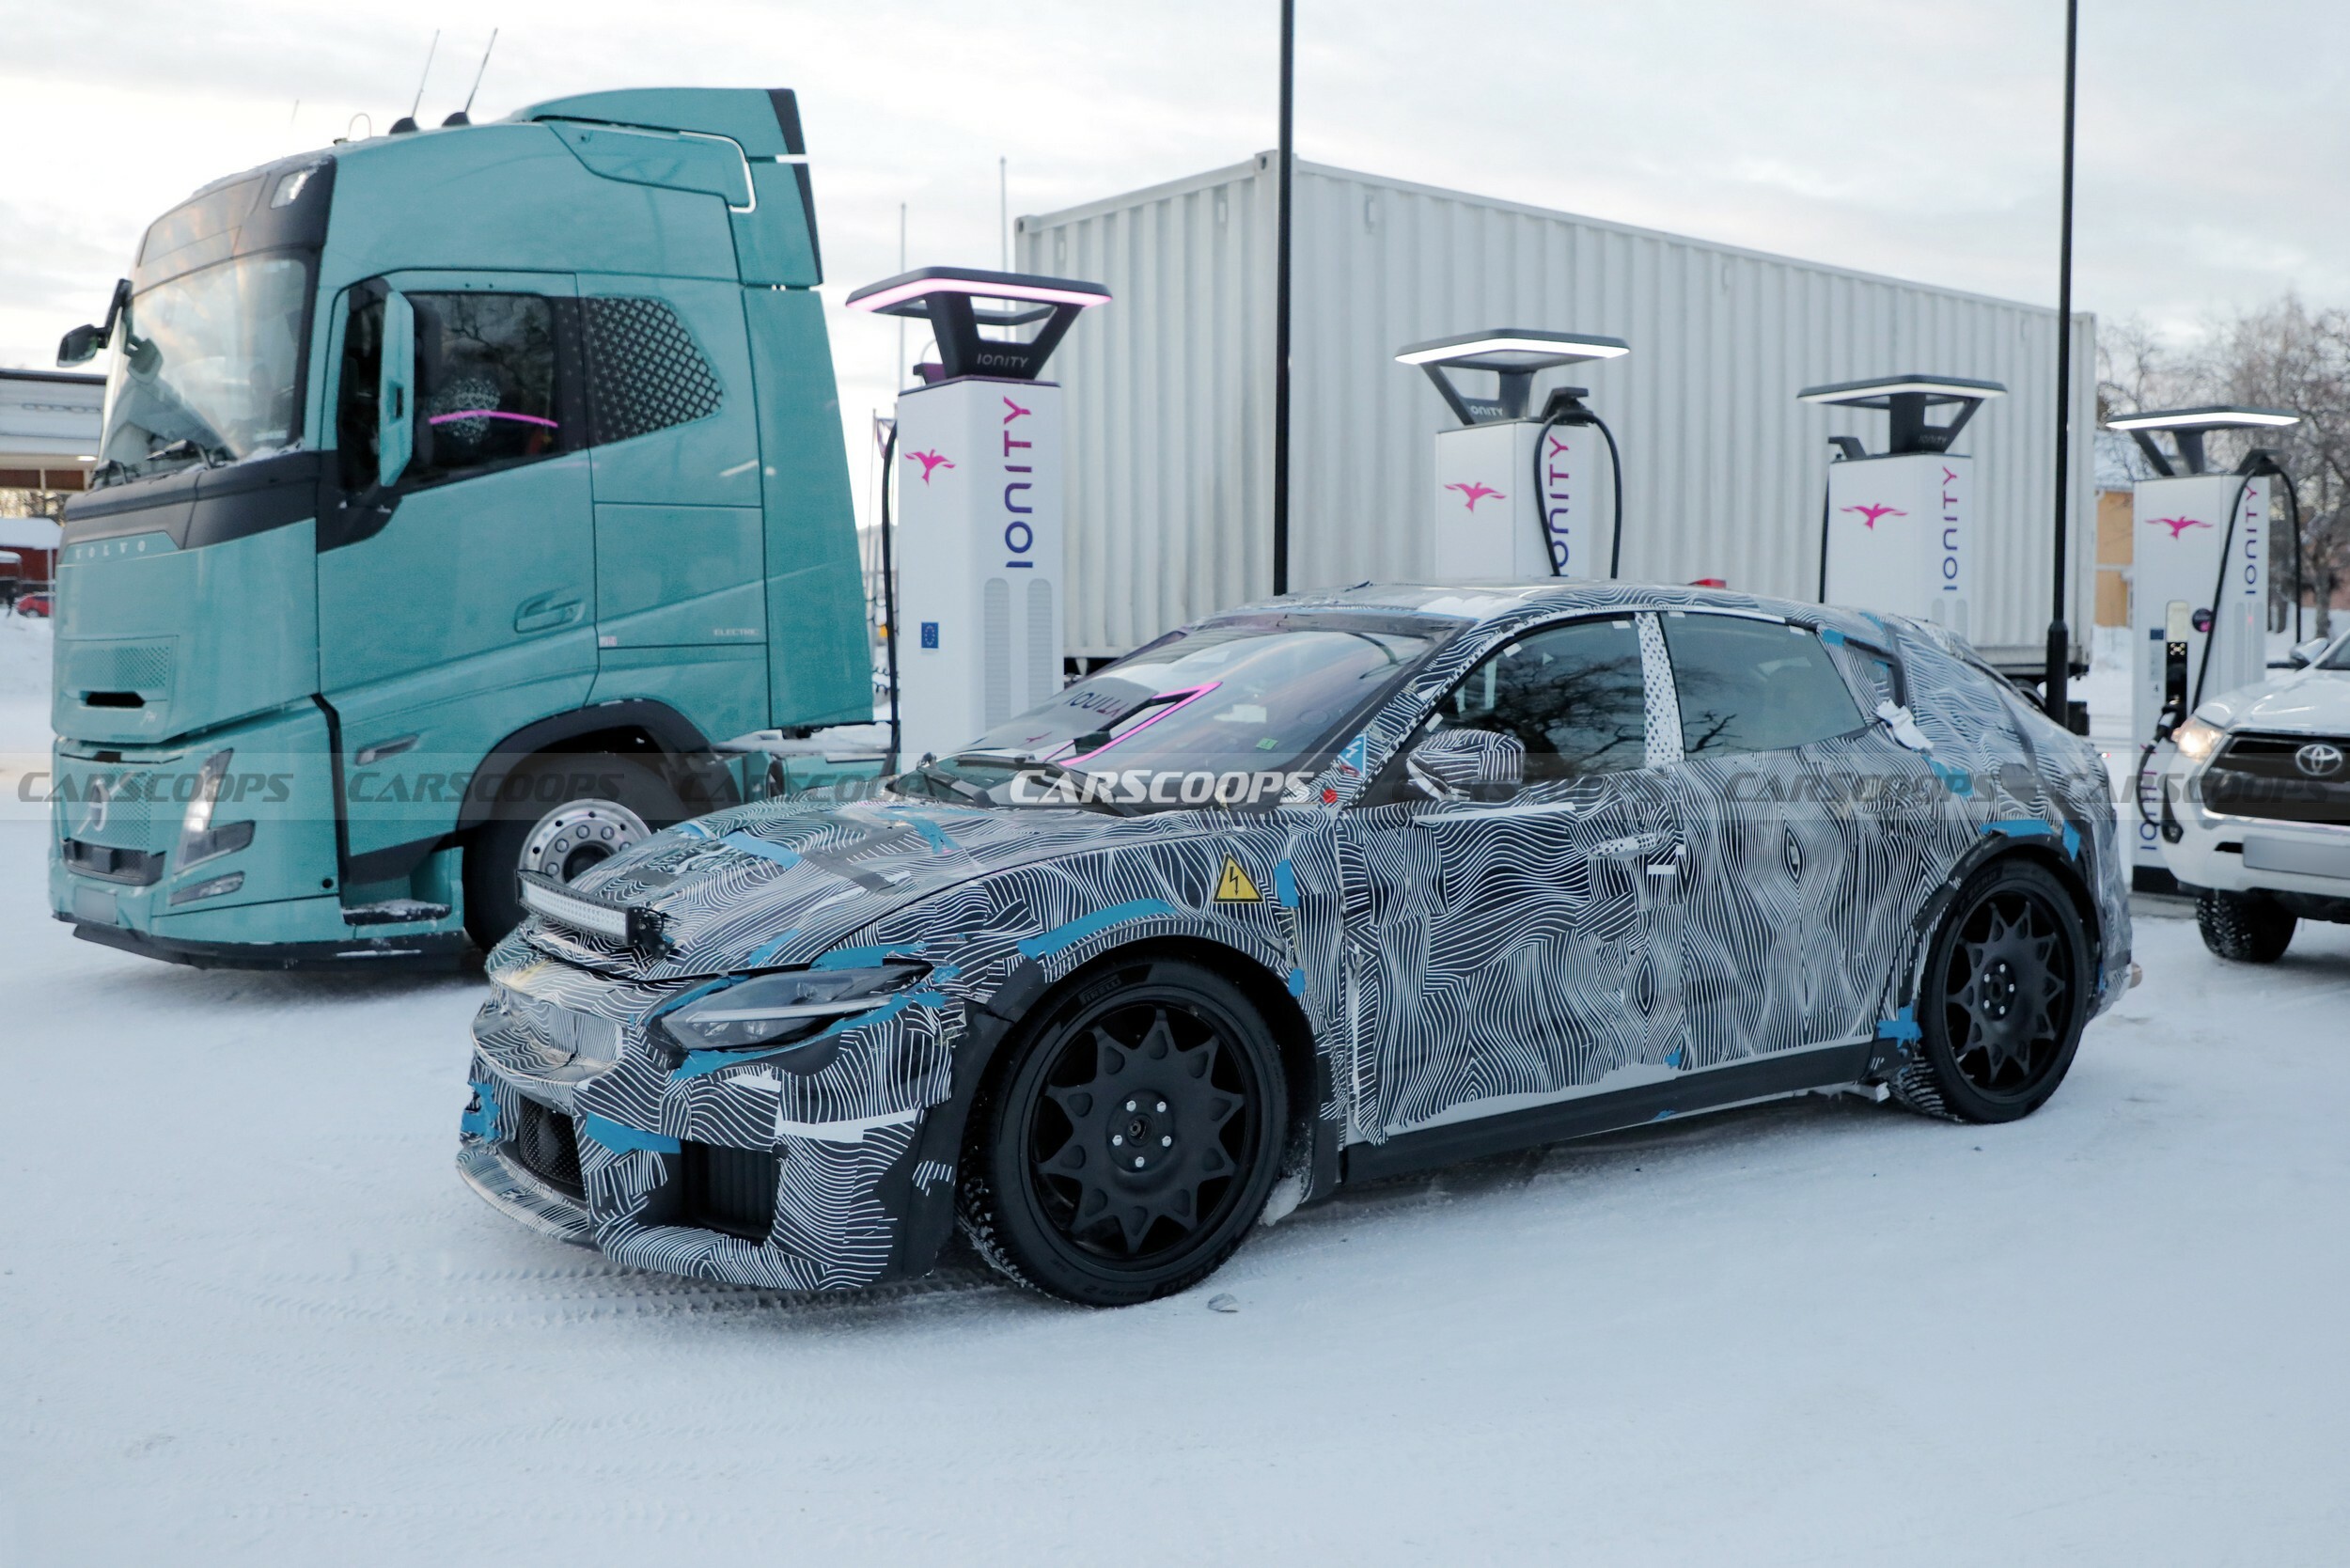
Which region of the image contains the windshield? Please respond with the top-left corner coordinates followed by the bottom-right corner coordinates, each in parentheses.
top-left (97, 252), bottom-right (311, 483)
top-left (2321, 635), bottom-right (2350, 671)
top-left (903, 615), bottom-right (1449, 811)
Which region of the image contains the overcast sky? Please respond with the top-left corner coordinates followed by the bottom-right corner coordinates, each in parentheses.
top-left (7, 0), bottom-right (2346, 495)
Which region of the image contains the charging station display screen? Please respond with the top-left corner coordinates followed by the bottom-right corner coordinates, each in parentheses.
top-left (915, 616), bottom-right (1449, 809)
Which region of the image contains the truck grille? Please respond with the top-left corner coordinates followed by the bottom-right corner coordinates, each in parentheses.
top-left (2203, 733), bottom-right (2350, 827)
top-left (507, 1099), bottom-right (585, 1200)
top-left (678, 1141), bottom-right (779, 1242)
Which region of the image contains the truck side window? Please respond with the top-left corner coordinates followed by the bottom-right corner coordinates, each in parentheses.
top-left (1664, 613), bottom-right (1865, 758)
top-left (407, 292), bottom-right (562, 484)
top-left (336, 291), bottom-right (384, 492)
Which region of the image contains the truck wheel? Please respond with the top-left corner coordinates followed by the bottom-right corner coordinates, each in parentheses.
top-left (2195, 889), bottom-right (2295, 964)
top-left (462, 754), bottom-right (685, 949)
top-left (957, 958), bottom-right (1288, 1307)
top-left (1891, 859), bottom-right (2091, 1124)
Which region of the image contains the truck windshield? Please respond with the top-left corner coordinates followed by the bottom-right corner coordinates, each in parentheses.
top-left (96, 253), bottom-right (310, 483)
top-left (902, 615), bottom-right (1450, 811)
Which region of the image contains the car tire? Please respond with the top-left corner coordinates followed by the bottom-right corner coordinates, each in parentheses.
top-left (462, 753), bottom-right (685, 950)
top-left (1891, 858), bottom-right (2092, 1125)
top-left (958, 957), bottom-right (1289, 1308)
top-left (2195, 889), bottom-right (2296, 964)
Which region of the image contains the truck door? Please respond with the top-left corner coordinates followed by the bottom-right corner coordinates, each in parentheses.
top-left (577, 277), bottom-right (769, 746)
top-left (318, 272), bottom-right (595, 864)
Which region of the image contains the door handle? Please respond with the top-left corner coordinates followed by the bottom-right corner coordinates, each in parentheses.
top-left (513, 592), bottom-right (584, 634)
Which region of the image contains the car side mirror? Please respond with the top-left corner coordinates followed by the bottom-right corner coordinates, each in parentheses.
top-left (56, 323), bottom-right (105, 366)
top-left (2287, 637), bottom-right (2330, 669)
top-left (377, 290), bottom-right (415, 489)
top-left (1406, 728), bottom-right (1524, 802)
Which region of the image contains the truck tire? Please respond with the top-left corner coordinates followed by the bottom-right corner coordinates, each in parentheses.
top-left (1890, 858), bottom-right (2092, 1124)
top-left (462, 753), bottom-right (685, 950)
top-left (957, 957), bottom-right (1287, 1307)
top-left (2195, 889), bottom-right (2296, 964)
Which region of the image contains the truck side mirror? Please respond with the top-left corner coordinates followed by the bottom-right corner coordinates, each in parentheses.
top-left (2287, 637), bottom-right (2330, 669)
top-left (377, 290), bottom-right (415, 489)
top-left (1406, 728), bottom-right (1525, 802)
top-left (56, 323), bottom-right (105, 366)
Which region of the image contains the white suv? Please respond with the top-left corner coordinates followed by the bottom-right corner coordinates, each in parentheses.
top-left (2160, 632), bottom-right (2350, 960)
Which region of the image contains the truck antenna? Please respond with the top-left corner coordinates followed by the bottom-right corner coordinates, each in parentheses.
top-left (449, 29), bottom-right (498, 125)
top-left (391, 30), bottom-right (439, 133)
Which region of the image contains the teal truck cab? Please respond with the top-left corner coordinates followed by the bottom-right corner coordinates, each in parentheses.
top-left (48, 87), bottom-right (870, 966)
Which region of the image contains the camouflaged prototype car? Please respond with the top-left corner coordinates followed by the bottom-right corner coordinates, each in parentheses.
top-left (458, 583), bottom-right (2131, 1306)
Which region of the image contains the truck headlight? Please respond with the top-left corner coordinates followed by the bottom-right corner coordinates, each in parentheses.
top-left (178, 749), bottom-right (255, 868)
top-left (2172, 717), bottom-right (2225, 765)
top-left (656, 963), bottom-right (929, 1069)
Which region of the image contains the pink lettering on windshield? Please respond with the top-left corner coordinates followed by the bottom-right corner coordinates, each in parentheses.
top-left (426, 410), bottom-right (560, 428)
top-left (1064, 682), bottom-right (1224, 765)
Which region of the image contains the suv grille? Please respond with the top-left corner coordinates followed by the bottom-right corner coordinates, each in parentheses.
top-left (2204, 733), bottom-right (2350, 826)
top-left (507, 1099), bottom-right (585, 1200)
top-left (678, 1141), bottom-right (779, 1242)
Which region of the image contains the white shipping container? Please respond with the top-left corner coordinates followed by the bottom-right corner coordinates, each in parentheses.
top-left (1018, 155), bottom-right (2096, 669)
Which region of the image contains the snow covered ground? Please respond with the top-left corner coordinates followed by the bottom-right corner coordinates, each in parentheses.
top-left (6, 627), bottom-right (2349, 1564)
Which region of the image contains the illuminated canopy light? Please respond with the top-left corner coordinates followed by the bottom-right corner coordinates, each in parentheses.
top-left (2105, 405), bottom-right (2300, 431)
top-left (1394, 330), bottom-right (1631, 370)
top-left (1799, 375), bottom-right (2008, 406)
top-left (843, 267), bottom-right (1112, 316)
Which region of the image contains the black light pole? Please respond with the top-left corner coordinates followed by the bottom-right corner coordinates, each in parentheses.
top-left (1272, 0), bottom-right (1295, 596)
top-left (2044, 0), bottom-right (2080, 724)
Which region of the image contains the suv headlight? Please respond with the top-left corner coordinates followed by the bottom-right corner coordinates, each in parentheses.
top-left (2172, 717), bottom-right (2225, 765)
top-left (656, 962), bottom-right (929, 1070)
top-left (178, 750), bottom-right (255, 868)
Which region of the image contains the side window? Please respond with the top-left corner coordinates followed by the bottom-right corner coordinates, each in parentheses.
top-left (408, 292), bottom-right (563, 483)
top-left (1664, 613), bottom-right (1865, 758)
top-left (581, 297), bottom-right (723, 445)
top-left (335, 290), bottom-right (384, 492)
top-left (1419, 617), bottom-right (1650, 782)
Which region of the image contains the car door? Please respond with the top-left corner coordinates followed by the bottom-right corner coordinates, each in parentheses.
top-left (1342, 611), bottom-right (1687, 1139)
top-left (1656, 608), bottom-right (1926, 1063)
top-left (316, 273), bottom-right (596, 861)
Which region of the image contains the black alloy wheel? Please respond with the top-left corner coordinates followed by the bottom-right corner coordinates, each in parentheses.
top-left (1895, 859), bottom-right (2092, 1124)
top-left (960, 958), bottom-right (1288, 1307)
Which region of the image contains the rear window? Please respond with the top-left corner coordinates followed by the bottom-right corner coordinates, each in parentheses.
top-left (1664, 612), bottom-right (1866, 758)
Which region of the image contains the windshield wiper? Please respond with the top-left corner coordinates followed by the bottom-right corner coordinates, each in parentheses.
top-left (899, 760), bottom-right (988, 803)
top-left (952, 751), bottom-right (1136, 816)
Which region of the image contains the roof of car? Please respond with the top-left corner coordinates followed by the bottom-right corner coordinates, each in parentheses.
top-left (1221, 579), bottom-right (1892, 639)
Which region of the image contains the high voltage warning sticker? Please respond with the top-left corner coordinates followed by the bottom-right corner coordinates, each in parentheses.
top-left (1214, 856), bottom-right (1262, 902)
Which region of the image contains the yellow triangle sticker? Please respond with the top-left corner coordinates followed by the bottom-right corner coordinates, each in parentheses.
top-left (1214, 856), bottom-right (1262, 902)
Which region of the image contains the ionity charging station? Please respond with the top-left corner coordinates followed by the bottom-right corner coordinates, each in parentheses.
top-left (1396, 329), bottom-right (1630, 581)
top-left (1798, 374), bottom-right (2006, 638)
top-left (844, 267), bottom-right (1111, 766)
top-left (2104, 405), bottom-right (2300, 877)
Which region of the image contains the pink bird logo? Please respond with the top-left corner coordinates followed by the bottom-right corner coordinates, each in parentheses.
top-left (906, 448), bottom-right (953, 484)
top-left (1446, 481), bottom-right (1505, 511)
top-left (1001, 397), bottom-right (1032, 424)
top-left (2151, 515), bottom-right (2210, 540)
top-left (1842, 503), bottom-right (1906, 529)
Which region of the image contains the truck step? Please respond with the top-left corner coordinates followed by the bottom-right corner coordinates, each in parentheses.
top-left (342, 900), bottom-right (453, 927)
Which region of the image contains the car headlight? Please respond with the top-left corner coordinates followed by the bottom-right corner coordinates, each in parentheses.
top-left (2172, 717), bottom-right (2225, 765)
top-left (178, 750), bottom-right (255, 867)
top-left (656, 962), bottom-right (929, 1069)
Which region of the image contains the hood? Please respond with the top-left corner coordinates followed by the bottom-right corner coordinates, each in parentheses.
top-left (522, 795), bottom-right (1218, 981)
top-left (2197, 666), bottom-right (2350, 736)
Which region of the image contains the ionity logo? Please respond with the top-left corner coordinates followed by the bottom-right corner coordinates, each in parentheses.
top-left (1842, 503), bottom-right (1906, 529)
top-left (905, 449), bottom-right (953, 484)
top-left (2151, 515), bottom-right (2211, 540)
top-left (1445, 481), bottom-right (1504, 511)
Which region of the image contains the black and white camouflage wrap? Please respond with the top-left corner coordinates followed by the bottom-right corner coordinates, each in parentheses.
top-left (456, 583), bottom-right (2130, 1292)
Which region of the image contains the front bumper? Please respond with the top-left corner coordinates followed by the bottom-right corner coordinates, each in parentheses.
top-left (456, 941), bottom-right (965, 1292)
top-left (2161, 768), bottom-right (2350, 903)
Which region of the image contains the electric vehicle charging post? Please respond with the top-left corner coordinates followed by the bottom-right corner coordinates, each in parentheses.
top-left (845, 267), bottom-right (1110, 768)
top-left (1799, 375), bottom-right (2005, 643)
top-left (1396, 330), bottom-right (1629, 581)
top-left (2105, 405), bottom-right (2300, 878)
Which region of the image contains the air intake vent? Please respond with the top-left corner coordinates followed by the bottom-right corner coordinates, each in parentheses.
top-left (64, 639), bottom-right (175, 703)
top-left (678, 1141), bottom-right (779, 1241)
